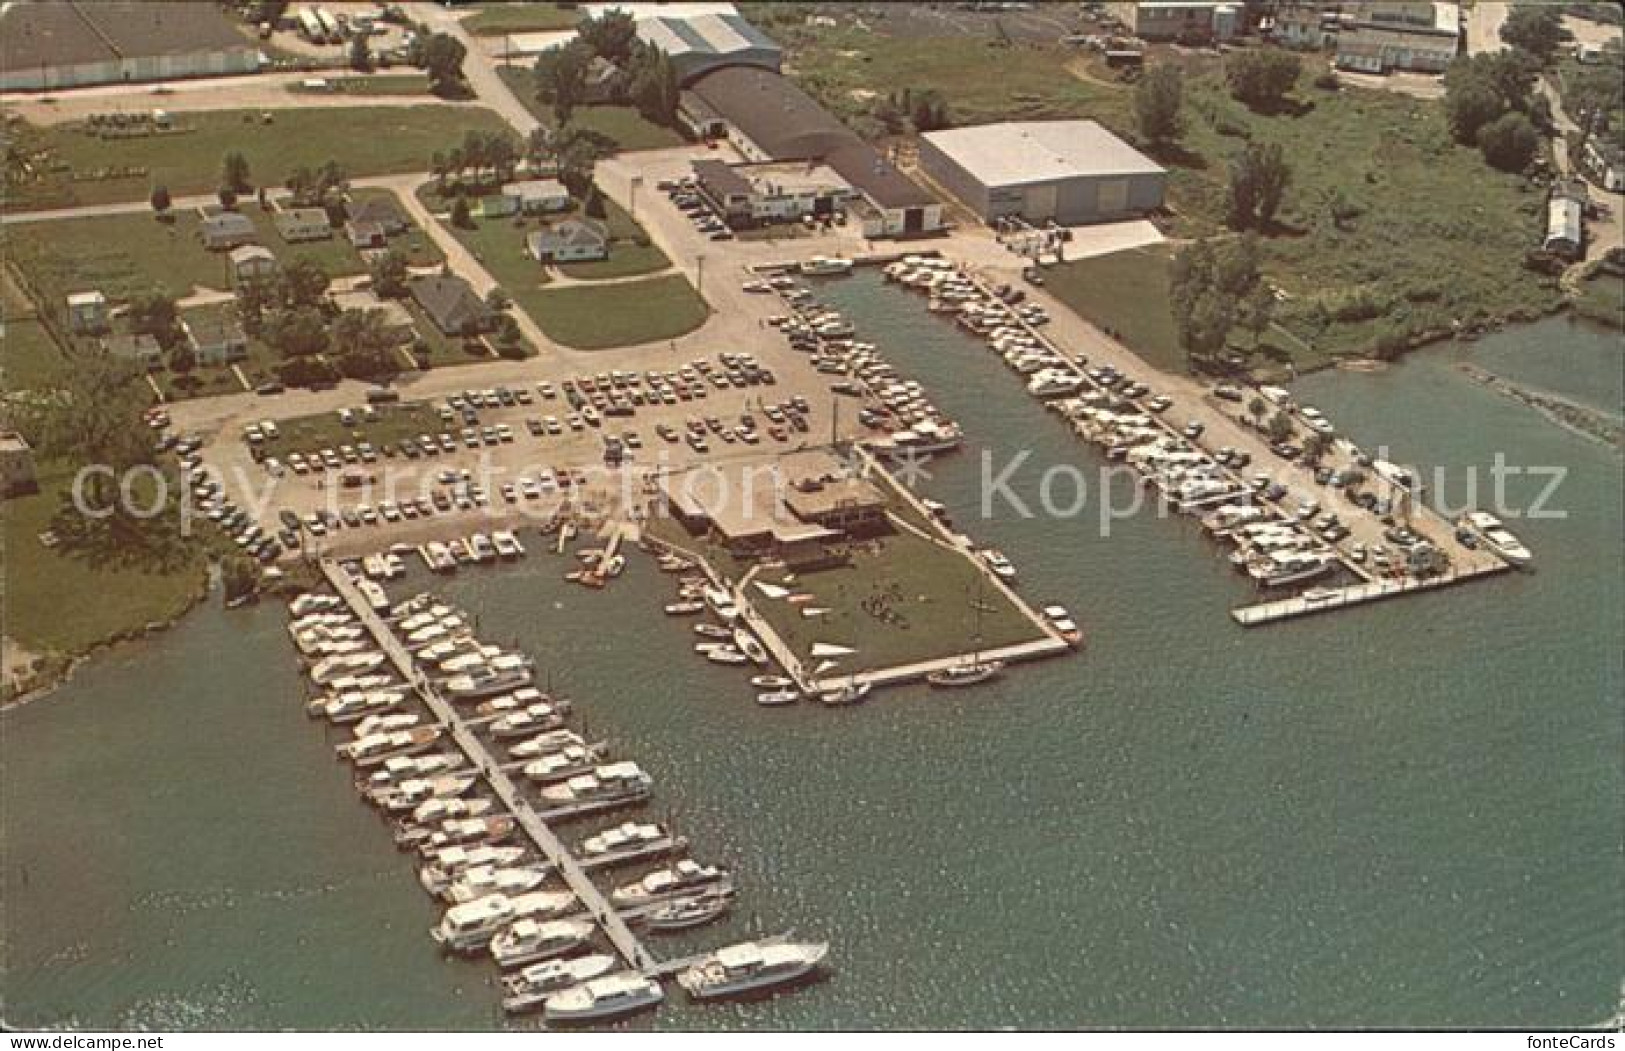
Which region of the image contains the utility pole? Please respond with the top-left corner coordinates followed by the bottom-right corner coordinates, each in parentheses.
top-left (629, 175), bottom-right (642, 219)
top-left (694, 253), bottom-right (705, 300)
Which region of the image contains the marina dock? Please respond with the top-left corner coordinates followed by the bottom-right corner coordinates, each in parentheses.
top-left (1230, 562), bottom-right (1511, 626)
top-left (320, 560), bottom-right (658, 973)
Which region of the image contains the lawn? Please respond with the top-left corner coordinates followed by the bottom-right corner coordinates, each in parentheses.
top-left (6, 107), bottom-right (511, 210)
top-left (253, 402), bottom-right (447, 459)
top-left (0, 463), bottom-right (208, 658)
top-left (2, 318), bottom-right (68, 392)
top-left (495, 67), bottom-right (686, 151)
top-left (529, 274), bottom-right (708, 350)
top-left (461, 2), bottom-right (581, 35)
top-left (552, 197), bottom-right (673, 280)
top-left (7, 212), bottom-right (233, 305)
top-left (1044, 246), bottom-right (1183, 373)
top-left (1574, 270), bottom-right (1624, 328)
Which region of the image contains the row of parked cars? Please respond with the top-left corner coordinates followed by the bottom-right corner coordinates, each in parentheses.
top-left (660, 177), bottom-right (734, 240)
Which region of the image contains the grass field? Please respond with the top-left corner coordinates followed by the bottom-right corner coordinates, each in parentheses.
top-left (1574, 270), bottom-right (1624, 328)
top-left (461, 2), bottom-right (581, 35)
top-left (553, 197), bottom-right (672, 280)
top-left (2, 318), bottom-right (69, 391)
top-left (1044, 246), bottom-right (1184, 373)
top-left (0, 463), bottom-right (208, 658)
top-left (529, 274), bottom-right (708, 349)
top-left (8, 107), bottom-right (510, 210)
top-left (254, 402), bottom-right (446, 458)
top-left (494, 67), bottom-right (686, 151)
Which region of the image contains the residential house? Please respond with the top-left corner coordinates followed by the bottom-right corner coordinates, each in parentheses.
top-left (182, 312), bottom-right (249, 366)
top-left (228, 244), bottom-right (279, 285)
top-left (66, 290), bottom-right (109, 334)
top-left (274, 207), bottom-right (333, 243)
top-left (200, 212), bottom-right (257, 250)
top-left (101, 332), bottom-right (164, 369)
top-left (1544, 182), bottom-right (1587, 260)
top-left (526, 219), bottom-right (610, 264)
top-left (583, 56), bottom-right (625, 103)
top-left (407, 275), bottom-right (496, 337)
top-left (330, 289), bottom-right (416, 344)
top-left (345, 195), bottom-right (410, 235)
top-left (501, 178), bottom-right (571, 214)
top-left (477, 193), bottom-right (521, 219)
top-left (345, 220), bottom-right (388, 249)
top-left (1583, 140), bottom-right (1624, 194)
top-left (0, 431), bottom-right (39, 498)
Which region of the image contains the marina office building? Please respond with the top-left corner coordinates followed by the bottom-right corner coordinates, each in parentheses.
top-left (918, 121), bottom-right (1168, 227)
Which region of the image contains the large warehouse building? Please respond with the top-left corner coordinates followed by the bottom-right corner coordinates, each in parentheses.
top-left (635, 11), bottom-right (782, 85)
top-left (918, 121), bottom-right (1167, 226)
top-left (0, 1), bottom-right (262, 92)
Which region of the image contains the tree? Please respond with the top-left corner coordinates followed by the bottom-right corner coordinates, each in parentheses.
top-left (578, 9), bottom-right (637, 63)
top-left (551, 126), bottom-right (616, 198)
top-left (421, 33), bottom-right (467, 96)
top-left (1226, 141), bottom-right (1291, 230)
top-left (349, 33), bottom-right (373, 72)
top-left (495, 315), bottom-right (523, 358)
top-left (583, 182), bottom-right (607, 218)
top-left (1247, 395), bottom-right (1267, 424)
top-left (1170, 236), bottom-right (1268, 366)
top-left (218, 186), bottom-right (238, 210)
top-left (1445, 74), bottom-right (1509, 144)
top-left (1501, 5), bottom-right (1565, 65)
top-left (264, 306), bottom-right (328, 357)
top-left (1476, 111), bottom-right (1540, 172)
top-left (168, 344), bottom-right (196, 373)
top-left (450, 196), bottom-right (472, 229)
top-left (368, 250), bottom-right (409, 299)
top-left (1301, 430), bottom-right (1333, 466)
top-left (29, 353), bottom-right (155, 517)
top-left (1225, 49), bottom-right (1301, 111)
top-left (221, 150), bottom-right (251, 194)
top-left (279, 258), bottom-right (330, 309)
top-left (485, 287), bottom-right (510, 311)
top-left (627, 45), bottom-right (679, 127)
top-left (127, 294), bottom-right (181, 348)
top-left (1443, 51), bottom-right (1538, 143)
top-left (1266, 410), bottom-right (1294, 443)
top-left (536, 41), bottom-right (592, 125)
top-left (1135, 64), bottom-right (1183, 145)
top-left (149, 183), bottom-right (171, 216)
top-left (909, 89), bottom-right (950, 133)
top-left (222, 556), bottom-right (260, 603)
top-left (331, 309), bottom-right (397, 380)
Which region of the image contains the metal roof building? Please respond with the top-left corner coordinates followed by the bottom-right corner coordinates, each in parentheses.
top-left (918, 120), bottom-right (1167, 226)
top-left (636, 12), bottom-right (781, 85)
top-left (0, 1), bottom-right (261, 92)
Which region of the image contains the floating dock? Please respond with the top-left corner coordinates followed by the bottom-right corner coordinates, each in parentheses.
top-left (1230, 562), bottom-right (1512, 626)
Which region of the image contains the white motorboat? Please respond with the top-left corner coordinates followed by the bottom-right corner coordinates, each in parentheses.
top-left (501, 954), bottom-right (617, 1014)
top-left (351, 712), bottom-right (420, 738)
top-left (417, 815), bottom-right (517, 857)
top-left (798, 255), bottom-right (853, 277)
top-left (307, 687), bottom-right (405, 723)
top-left (443, 863), bottom-right (552, 905)
top-left (491, 917), bottom-right (594, 969)
top-left (664, 601), bottom-right (704, 615)
top-left (925, 659), bottom-right (1004, 688)
top-left (641, 888), bottom-right (734, 932)
top-left (676, 939), bottom-right (829, 1001)
top-left (372, 774), bottom-right (475, 812)
top-left (508, 729), bottom-right (586, 760)
top-left (694, 623), bottom-right (732, 640)
top-left (445, 667), bottom-right (534, 701)
top-left (610, 859), bottom-right (730, 907)
top-left (473, 686), bottom-right (549, 717)
top-left (337, 727), bottom-right (441, 767)
top-left (490, 704), bottom-right (568, 739)
top-left (419, 844), bottom-right (530, 895)
top-left (978, 549), bottom-right (1016, 581)
top-left (359, 752), bottom-right (463, 794)
top-left (432, 889), bottom-right (575, 954)
top-left (309, 651), bottom-right (385, 686)
top-left (543, 972), bottom-right (663, 1023)
top-left (731, 626), bottom-right (768, 665)
top-left (1459, 511), bottom-right (1533, 567)
top-left (408, 795), bottom-right (495, 829)
top-left (750, 674), bottom-right (793, 689)
top-left (1040, 604), bottom-right (1084, 646)
top-left (818, 682), bottom-right (871, 707)
top-left (579, 821), bottom-right (679, 863)
top-left (756, 688), bottom-right (800, 707)
top-left (537, 762), bottom-right (652, 812)
top-left (522, 744), bottom-right (600, 783)
top-left (705, 646), bottom-right (750, 665)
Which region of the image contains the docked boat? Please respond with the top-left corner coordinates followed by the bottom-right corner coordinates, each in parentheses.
top-left (372, 773), bottom-right (476, 812)
top-left (431, 889), bottom-right (576, 954)
top-left (704, 646), bottom-right (749, 665)
top-left (338, 727), bottom-right (441, 767)
top-left (508, 729), bottom-right (587, 760)
top-left (749, 674), bottom-right (793, 689)
top-left (491, 917), bottom-right (595, 969)
top-left (309, 651), bottom-right (385, 686)
top-left (798, 255), bottom-right (853, 277)
top-left (676, 939), bottom-right (829, 1001)
top-left (578, 822), bottom-right (686, 869)
top-left (978, 549), bottom-right (1016, 582)
top-left (442, 864), bottom-right (552, 905)
top-left (818, 682), bottom-right (872, 707)
top-left (543, 972), bottom-right (663, 1024)
top-left (445, 666), bottom-right (534, 701)
top-left (419, 844), bottom-right (531, 895)
top-left (522, 744), bottom-right (601, 783)
top-left (664, 601), bottom-right (704, 615)
top-left (407, 794), bottom-right (495, 831)
top-left (1247, 551), bottom-right (1336, 588)
top-left (756, 688), bottom-right (801, 707)
top-left (610, 858), bottom-right (730, 907)
top-left (473, 686), bottom-right (550, 717)
top-left (731, 626), bottom-right (768, 665)
top-left (641, 888), bottom-right (734, 932)
top-left (490, 703), bottom-right (569, 739)
top-left (537, 762), bottom-right (653, 814)
top-left (1040, 604), bottom-right (1084, 646)
top-left (693, 623), bottom-right (732, 640)
top-left (359, 752), bottom-right (464, 793)
top-left (307, 687), bottom-right (405, 723)
top-left (1458, 511), bottom-right (1533, 567)
top-left (501, 954), bottom-right (617, 1014)
top-left (351, 712), bottom-right (419, 738)
top-left (416, 814), bottom-right (517, 857)
top-left (925, 659), bottom-right (1004, 688)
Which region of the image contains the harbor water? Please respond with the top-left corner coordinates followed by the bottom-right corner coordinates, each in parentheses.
top-left (3, 280), bottom-right (1620, 1028)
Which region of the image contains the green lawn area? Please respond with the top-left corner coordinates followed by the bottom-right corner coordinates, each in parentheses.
top-left (2, 318), bottom-right (69, 391)
top-left (248, 211), bottom-right (368, 277)
top-left (1045, 246), bottom-right (1183, 373)
top-left (7, 107), bottom-right (511, 210)
top-left (552, 197), bottom-right (672, 280)
top-left (288, 73), bottom-right (434, 96)
top-left (254, 401), bottom-right (447, 459)
top-left (462, 2), bottom-right (581, 35)
top-left (1574, 270), bottom-right (1624, 328)
top-left (530, 274), bottom-right (708, 349)
top-left (494, 67), bottom-right (686, 151)
top-left (8, 212), bottom-right (234, 304)
top-left (0, 463), bottom-right (207, 659)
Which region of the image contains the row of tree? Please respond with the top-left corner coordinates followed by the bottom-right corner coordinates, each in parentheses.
top-left (532, 10), bottom-right (679, 128)
top-left (1169, 236), bottom-right (1275, 370)
top-left (1444, 50), bottom-right (1543, 172)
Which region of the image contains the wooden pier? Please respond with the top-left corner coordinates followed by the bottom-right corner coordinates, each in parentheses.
top-left (1231, 562), bottom-right (1512, 626)
top-left (321, 560), bottom-right (659, 973)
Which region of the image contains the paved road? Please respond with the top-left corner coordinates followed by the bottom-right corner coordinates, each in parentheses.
top-left (404, 1), bottom-right (541, 136)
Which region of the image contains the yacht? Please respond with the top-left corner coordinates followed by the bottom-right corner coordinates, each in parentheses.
top-left (359, 752), bottom-right (464, 794)
top-left (406, 795), bottom-right (495, 831)
top-left (925, 659), bottom-right (1004, 688)
top-left (490, 704), bottom-right (569, 739)
top-left (337, 727), bottom-right (441, 767)
top-left (1026, 369), bottom-right (1084, 399)
top-left (979, 549), bottom-right (1016, 581)
top-left (508, 729), bottom-right (587, 760)
top-left (579, 822), bottom-right (686, 868)
top-left (416, 814), bottom-right (518, 857)
top-left (501, 954), bottom-right (617, 1014)
top-left (1248, 552), bottom-right (1336, 588)
top-left (431, 889), bottom-right (576, 954)
top-left (642, 888), bottom-right (734, 932)
top-left (818, 682), bottom-right (872, 707)
top-left (1041, 604), bottom-right (1084, 646)
top-left (351, 712), bottom-right (419, 738)
top-left (445, 666), bottom-right (534, 701)
top-left (537, 763), bottom-right (653, 813)
top-left (442, 864), bottom-right (552, 905)
top-left (522, 744), bottom-right (601, 783)
top-left (878, 419), bottom-right (963, 457)
top-left (610, 859), bottom-right (730, 907)
top-left (473, 686), bottom-right (550, 718)
top-left (372, 774), bottom-right (476, 813)
top-left (676, 939), bottom-right (829, 1001)
top-left (1459, 511), bottom-right (1533, 567)
top-left (308, 687), bottom-right (405, 723)
top-left (491, 917), bottom-right (595, 969)
top-left (309, 651), bottom-right (385, 686)
top-left (419, 844), bottom-right (531, 895)
top-left (798, 256), bottom-right (853, 277)
top-left (543, 972), bottom-right (664, 1023)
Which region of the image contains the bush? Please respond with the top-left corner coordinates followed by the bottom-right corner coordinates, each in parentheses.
top-left (1312, 70), bottom-right (1340, 91)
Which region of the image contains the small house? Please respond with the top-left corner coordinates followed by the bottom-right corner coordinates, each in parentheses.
top-left (200, 212), bottom-right (257, 250)
top-left (0, 431), bottom-right (38, 498)
top-left (101, 332), bottom-right (164, 370)
top-left (501, 178), bottom-right (571, 214)
top-left (67, 290), bottom-right (109, 334)
top-left (526, 218), bottom-right (610, 264)
top-left (407, 275), bottom-right (496, 337)
top-left (345, 195), bottom-right (410, 235)
top-left (228, 244), bottom-right (279, 285)
top-left (274, 207), bottom-right (333, 243)
top-left (330, 289), bottom-right (416, 343)
top-left (182, 312), bottom-right (249, 366)
top-left (1544, 182), bottom-right (1587, 260)
top-left (477, 194), bottom-right (521, 219)
top-left (345, 220), bottom-right (388, 249)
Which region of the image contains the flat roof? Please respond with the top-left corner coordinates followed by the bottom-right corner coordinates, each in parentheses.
top-left (923, 120), bottom-right (1166, 187)
top-left (0, 1), bottom-right (254, 71)
top-left (660, 449), bottom-right (857, 544)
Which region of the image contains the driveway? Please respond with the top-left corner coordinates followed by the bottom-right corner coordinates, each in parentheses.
top-left (1465, 1), bottom-right (1509, 55)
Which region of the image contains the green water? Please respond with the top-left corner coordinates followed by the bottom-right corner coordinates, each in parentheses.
top-left (3, 282), bottom-right (1620, 1029)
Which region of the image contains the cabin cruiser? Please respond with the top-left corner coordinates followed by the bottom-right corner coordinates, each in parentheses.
top-left (543, 972), bottom-right (664, 1023)
top-left (337, 727), bottom-right (441, 766)
top-left (610, 859), bottom-right (730, 907)
top-left (406, 795), bottom-right (496, 831)
top-left (473, 686), bottom-right (550, 717)
top-left (818, 682), bottom-right (872, 707)
top-left (926, 659), bottom-right (1004, 688)
top-left (1458, 511), bottom-right (1532, 567)
top-left (289, 593), bottom-right (343, 617)
top-left (664, 600), bottom-right (704, 615)
top-left (309, 651), bottom-right (386, 686)
top-left (359, 752), bottom-right (462, 794)
top-left (443, 864), bottom-right (552, 905)
top-left (416, 815), bottom-right (517, 857)
top-left (537, 763), bottom-right (653, 813)
top-left (579, 822), bottom-right (686, 868)
top-left (352, 712), bottom-right (420, 738)
top-left (501, 954), bottom-right (617, 1014)
top-left (1041, 605), bottom-right (1084, 646)
top-left (431, 889), bottom-right (576, 953)
top-left (731, 627), bottom-right (768, 665)
top-left (693, 623), bottom-right (732, 640)
top-left (373, 772), bottom-right (475, 812)
top-left (1248, 551), bottom-right (1336, 588)
top-left (798, 256), bottom-right (853, 277)
top-left (490, 704), bottom-right (569, 739)
top-left (703, 645), bottom-right (749, 665)
top-left (523, 744), bottom-right (601, 783)
top-left (877, 419), bottom-right (964, 457)
top-left (979, 549), bottom-right (1016, 581)
top-left (757, 688), bottom-right (801, 707)
top-left (750, 674), bottom-right (793, 690)
top-left (445, 666), bottom-right (534, 701)
top-left (419, 844), bottom-right (531, 895)
top-left (641, 887), bottom-right (735, 932)
top-left (676, 939), bottom-right (829, 1001)
top-left (307, 687), bottom-right (405, 723)
top-left (1026, 368), bottom-right (1084, 399)
top-left (490, 917), bottom-right (595, 969)
top-left (508, 729), bottom-right (587, 760)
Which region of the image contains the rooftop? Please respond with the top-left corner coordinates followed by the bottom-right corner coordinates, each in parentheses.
top-left (0, 1), bottom-right (254, 71)
top-left (922, 120), bottom-right (1167, 186)
top-left (0, 431), bottom-right (33, 453)
top-left (636, 11), bottom-right (779, 68)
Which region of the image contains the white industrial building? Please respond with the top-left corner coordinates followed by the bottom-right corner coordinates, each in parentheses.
top-left (635, 11), bottom-right (781, 85)
top-left (918, 121), bottom-right (1167, 226)
top-left (0, 1), bottom-right (262, 92)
